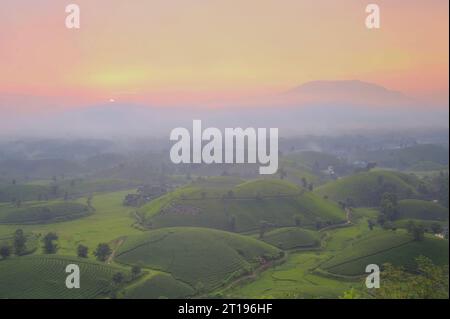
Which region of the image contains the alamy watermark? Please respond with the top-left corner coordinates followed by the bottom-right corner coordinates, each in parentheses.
top-left (169, 120), bottom-right (279, 175)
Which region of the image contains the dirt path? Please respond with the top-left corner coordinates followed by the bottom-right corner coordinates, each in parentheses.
top-left (107, 237), bottom-right (125, 264)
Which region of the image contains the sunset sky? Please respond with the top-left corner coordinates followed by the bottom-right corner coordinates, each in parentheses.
top-left (0, 0), bottom-right (448, 109)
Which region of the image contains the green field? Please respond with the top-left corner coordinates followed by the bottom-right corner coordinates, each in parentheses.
top-left (115, 227), bottom-right (283, 291)
top-left (141, 178), bottom-right (346, 232)
top-left (0, 255), bottom-right (127, 298)
top-left (321, 231), bottom-right (449, 276)
top-left (0, 190), bottom-right (142, 256)
top-left (260, 227), bottom-right (321, 250)
top-left (0, 201), bottom-right (91, 224)
top-left (315, 170), bottom-right (421, 206)
top-left (396, 199), bottom-right (448, 221)
top-left (0, 170), bottom-right (447, 299)
top-left (222, 252), bottom-right (359, 299)
top-left (123, 273), bottom-right (195, 299)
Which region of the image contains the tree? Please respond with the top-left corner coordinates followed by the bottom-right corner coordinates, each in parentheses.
top-left (228, 215), bottom-right (236, 232)
top-left (87, 195), bottom-right (93, 208)
top-left (131, 266), bottom-right (141, 278)
top-left (380, 192), bottom-right (398, 221)
top-left (112, 272), bottom-right (125, 285)
top-left (301, 177), bottom-right (307, 188)
top-left (43, 232), bottom-right (58, 254)
top-left (259, 221), bottom-right (269, 239)
top-left (376, 256), bottom-right (448, 299)
top-left (294, 215), bottom-right (302, 227)
top-left (94, 243), bottom-right (112, 262)
top-left (13, 229), bottom-right (27, 255)
top-left (278, 167), bottom-right (287, 180)
top-left (411, 224), bottom-right (425, 242)
top-left (77, 244), bottom-right (88, 258)
top-left (431, 223), bottom-right (443, 234)
top-left (340, 288), bottom-right (361, 299)
top-left (0, 244), bottom-right (12, 259)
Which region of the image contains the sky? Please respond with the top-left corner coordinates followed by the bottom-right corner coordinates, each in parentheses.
top-left (0, 0), bottom-right (448, 111)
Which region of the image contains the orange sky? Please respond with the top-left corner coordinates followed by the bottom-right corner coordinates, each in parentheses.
top-left (0, 0), bottom-right (448, 108)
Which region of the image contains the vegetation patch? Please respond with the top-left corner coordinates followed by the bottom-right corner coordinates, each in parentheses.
top-left (123, 273), bottom-right (195, 299)
top-left (0, 255), bottom-right (126, 299)
top-left (261, 227), bottom-right (321, 250)
top-left (116, 227), bottom-right (283, 291)
top-left (0, 202), bottom-right (91, 224)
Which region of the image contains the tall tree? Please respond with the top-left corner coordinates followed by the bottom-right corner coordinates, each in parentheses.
top-left (94, 243), bottom-right (112, 262)
top-left (43, 232), bottom-right (58, 254)
top-left (13, 229), bottom-right (27, 255)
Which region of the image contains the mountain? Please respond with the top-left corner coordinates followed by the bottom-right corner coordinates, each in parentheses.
top-left (283, 80), bottom-right (410, 106)
top-left (0, 80), bottom-right (447, 137)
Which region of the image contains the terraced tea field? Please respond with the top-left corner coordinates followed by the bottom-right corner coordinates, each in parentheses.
top-left (0, 255), bottom-right (127, 298)
top-left (115, 227), bottom-right (283, 291)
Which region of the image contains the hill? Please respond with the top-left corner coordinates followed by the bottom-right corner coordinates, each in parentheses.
top-left (123, 273), bottom-right (195, 299)
top-left (397, 199), bottom-right (448, 221)
top-left (315, 170), bottom-right (421, 207)
top-left (358, 144), bottom-right (449, 171)
top-left (0, 201), bottom-right (91, 224)
top-left (0, 255), bottom-right (127, 298)
top-left (261, 227), bottom-right (321, 250)
top-left (141, 178), bottom-right (346, 232)
top-left (320, 231), bottom-right (449, 276)
top-left (115, 227), bottom-right (283, 291)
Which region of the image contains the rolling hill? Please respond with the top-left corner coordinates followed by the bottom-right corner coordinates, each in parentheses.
top-left (396, 199), bottom-right (448, 221)
top-left (0, 255), bottom-right (127, 298)
top-left (320, 231), bottom-right (449, 276)
top-left (0, 201), bottom-right (91, 224)
top-left (140, 178), bottom-right (346, 232)
top-left (315, 170), bottom-right (421, 207)
top-left (260, 227), bottom-right (321, 250)
top-left (115, 227), bottom-right (283, 291)
top-left (357, 144), bottom-right (449, 171)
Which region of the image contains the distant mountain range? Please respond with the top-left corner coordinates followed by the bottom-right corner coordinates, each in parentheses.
top-left (0, 80), bottom-right (448, 137)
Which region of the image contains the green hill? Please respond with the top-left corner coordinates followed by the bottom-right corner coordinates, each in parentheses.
top-left (315, 170), bottom-right (421, 207)
top-left (285, 151), bottom-right (346, 171)
top-left (0, 255), bottom-right (126, 298)
top-left (261, 227), bottom-right (321, 250)
top-left (123, 273), bottom-right (195, 299)
top-left (397, 199), bottom-right (449, 221)
top-left (115, 227), bottom-right (282, 291)
top-left (0, 201), bottom-right (91, 224)
top-left (321, 231), bottom-right (449, 276)
top-left (359, 144), bottom-right (449, 171)
top-left (141, 178), bottom-right (345, 232)
top-left (0, 184), bottom-right (54, 202)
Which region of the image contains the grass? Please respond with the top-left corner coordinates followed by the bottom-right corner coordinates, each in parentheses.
top-left (142, 178), bottom-right (346, 232)
top-left (0, 255), bottom-right (127, 299)
top-left (260, 227), bottom-right (321, 250)
top-left (397, 199), bottom-right (448, 221)
top-left (0, 189), bottom-right (142, 256)
top-left (115, 227), bottom-right (283, 291)
top-left (222, 252), bottom-right (359, 299)
top-left (0, 184), bottom-right (53, 202)
top-left (123, 273), bottom-right (195, 299)
top-left (0, 201), bottom-right (91, 224)
top-left (321, 231), bottom-right (449, 276)
top-left (315, 170), bottom-right (420, 206)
